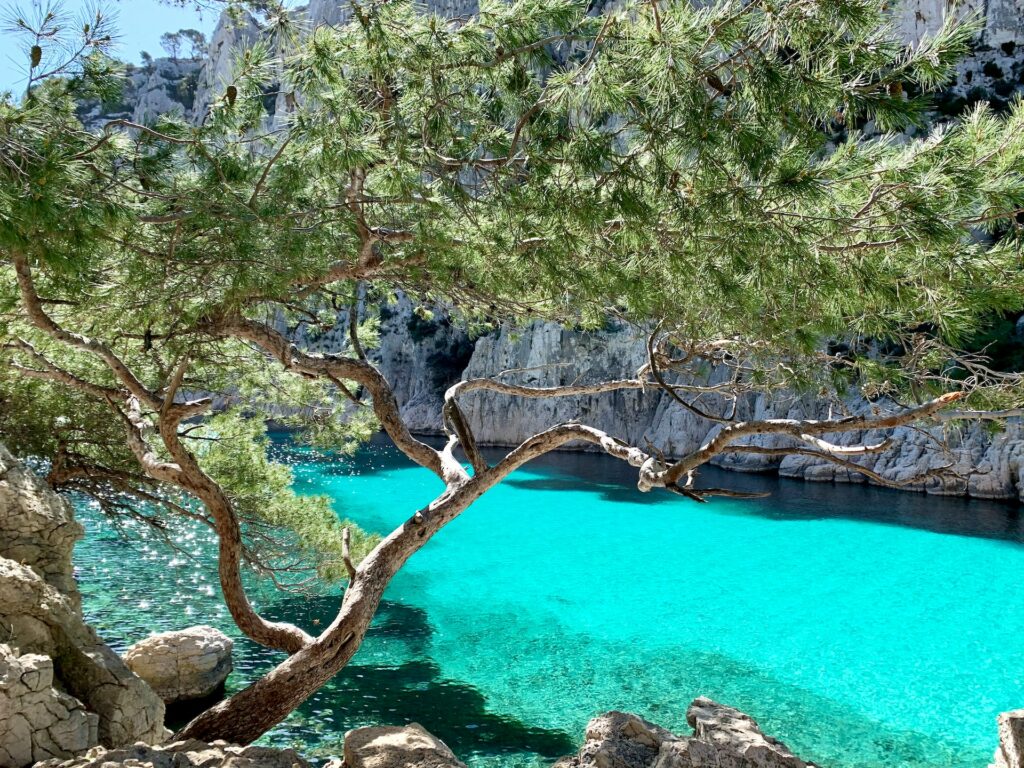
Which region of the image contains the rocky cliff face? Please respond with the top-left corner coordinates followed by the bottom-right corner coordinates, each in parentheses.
top-left (0, 444), bottom-right (168, 767)
top-left (452, 319), bottom-right (1024, 500)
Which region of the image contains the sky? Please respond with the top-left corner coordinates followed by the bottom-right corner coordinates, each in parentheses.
top-left (0, 1), bottom-right (219, 94)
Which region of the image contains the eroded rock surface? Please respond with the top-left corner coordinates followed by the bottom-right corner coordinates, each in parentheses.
top-left (0, 444), bottom-right (167, 767)
top-left (556, 699), bottom-right (816, 768)
top-left (341, 723), bottom-right (466, 768)
top-left (124, 626), bottom-right (233, 703)
top-left (992, 709), bottom-right (1024, 768)
top-left (678, 697), bottom-right (811, 768)
top-left (33, 739), bottom-right (310, 768)
top-left (0, 645), bottom-right (97, 767)
top-left (554, 711), bottom-right (677, 768)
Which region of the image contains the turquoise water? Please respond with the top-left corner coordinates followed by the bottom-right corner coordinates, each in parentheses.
top-left (74, 437), bottom-right (1024, 767)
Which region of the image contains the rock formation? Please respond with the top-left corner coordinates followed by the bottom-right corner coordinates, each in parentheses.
top-left (28, 698), bottom-right (1024, 768)
top-left (554, 711), bottom-right (676, 768)
top-left (0, 443), bottom-right (168, 767)
top-left (555, 699), bottom-right (814, 768)
top-left (123, 627), bottom-right (233, 704)
top-left (33, 740), bottom-right (310, 768)
top-left (0, 645), bottom-right (97, 767)
top-left (992, 709), bottom-right (1024, 768)
top-left (340, 723), bottom-right (467, 768)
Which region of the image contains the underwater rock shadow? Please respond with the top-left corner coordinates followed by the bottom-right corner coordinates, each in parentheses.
top-left (238, 594), bottom-right (575, 758)
top-left (310, 658), bottom-right (577, 759)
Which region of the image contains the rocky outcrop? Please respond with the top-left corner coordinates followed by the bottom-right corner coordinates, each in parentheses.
top-left (992, 709), bottom-right (1024, 768)
top-left (554, 711), bottom-right (676, 768)
top-left (33, 740), bottom-right (310, 768)
top-left (678, 697), bottom-right (812, 768)
top-left (77, 59), bottom-right (203, 131)
top-left (0, 645), bottom-right (97, 767)
top-left (0, 444), bottom-right (167, 767)
top-left (0, 446), bottom-right (83, 604)
top-left (556, 699), bottom-right (815, 768)
top-left (341, 723), bottom-right (466, 768)
top-left (123, 627), bottom-right (233, 704)
top-left (192, 12), bottom-right (261, 123)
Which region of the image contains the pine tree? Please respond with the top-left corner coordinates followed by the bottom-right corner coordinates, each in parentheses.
top-left (2, 0), bottom-right (1023, 742)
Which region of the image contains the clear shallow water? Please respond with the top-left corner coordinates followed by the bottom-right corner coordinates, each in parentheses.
top-left (73, 437), bottom-right (1024, 768)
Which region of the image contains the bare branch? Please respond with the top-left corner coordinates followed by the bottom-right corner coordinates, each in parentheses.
top-left (12, 253), bottom-right (163, 410)
top-left (211, 315), bottom-right (467, 485)
top-left (341, 527), bottom-right (356, 583)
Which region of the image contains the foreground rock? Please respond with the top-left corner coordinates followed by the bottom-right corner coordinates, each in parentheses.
top-left (556, 698), bottom-right (815, 768)
top-left (341, 723), bottom-right (466, 768)
top-left (554, 711), bottom-right (676, 768)
top-left (123, 627), bottom-right (233, 703)
top-left (0, 444), bottom-right (167, 767)
top-left (992, 709), bottom-right (1024, 768)
top-left (0, 645), bottom-right (97, 766)
top-left (33, 740), bottom-right (310, 768)
top-left (677, 697), bottom-right (812, 768)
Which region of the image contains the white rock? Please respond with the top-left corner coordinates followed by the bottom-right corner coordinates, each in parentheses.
top-left (342, 723), bottom-right (466, 768)
top-left (123, 627), bottom-right (233, 703)
top-left (0, 645), bottom-right (98, 767)
top-left (32, 739), bottom-right (311, 768)
top-left (0, 445), bottom-right (168, 767)
top-left (555, 711), bottom-right (678, 768)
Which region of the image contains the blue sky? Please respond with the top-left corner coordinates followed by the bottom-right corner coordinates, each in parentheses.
top-left (1, 1), bottom-right (218, 94)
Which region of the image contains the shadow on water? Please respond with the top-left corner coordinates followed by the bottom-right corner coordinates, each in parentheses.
top-left (249, 593), bottom-right (575, 759)
top-left (322, 659), bottom-right (576, 758)
top-left (264, 595), bottom-right (435, 657)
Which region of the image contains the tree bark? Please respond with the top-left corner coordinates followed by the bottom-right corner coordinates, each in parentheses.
top-left (174, 475), bottom-right (491, 744)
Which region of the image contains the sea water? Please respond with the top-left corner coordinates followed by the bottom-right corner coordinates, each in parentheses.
top-left (73, 437), bottom-right (1024, 767)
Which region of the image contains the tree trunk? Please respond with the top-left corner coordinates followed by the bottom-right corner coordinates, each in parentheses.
top-left (175, 478), bottom-right (490, 744)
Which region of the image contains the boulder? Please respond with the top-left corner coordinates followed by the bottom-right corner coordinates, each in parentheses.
top-left (0, 443), bottom-right (168, 766)
top-left (33, 739), bottom-right (310, 768)
top-left (123, 626), bottom-right (233, 703)
top-left (0, 444), bottom-right (83, 604)
top-left (342, 723), bottom-right (466, 768)
top-left (554, 712), bottom-right (678, 768)
top-left (991, 709), bottom-right (1024, 768)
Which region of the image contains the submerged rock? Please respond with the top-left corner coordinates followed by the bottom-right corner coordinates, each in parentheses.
top-left (0, 444), bottom-right (167, 767)
top-left (341, 723), bottom-right (466, 768)
top-left (123, 626), bottom-right (233, 703)
top-left (32, 739), bottom-right (310, 768)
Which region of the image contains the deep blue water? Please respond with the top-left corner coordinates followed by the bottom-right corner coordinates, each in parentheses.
top-left (74, 437), bottom-right (1024, 767)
